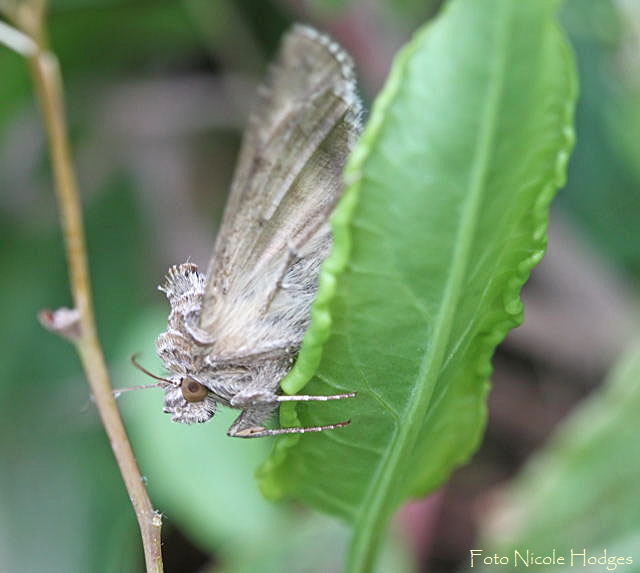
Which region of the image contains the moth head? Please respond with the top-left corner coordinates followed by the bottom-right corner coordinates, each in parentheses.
top-left (127, 354), bottom-right (216, 424)
top-left (162, 375), bottom-right (217, 424)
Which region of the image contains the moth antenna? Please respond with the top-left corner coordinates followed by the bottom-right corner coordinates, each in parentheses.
top-left (129, 353), bottom-right (177, 386)
top-left (113, 381), bottom-right (167, 398)
top-left (113, 354), bottom-right (178, 397)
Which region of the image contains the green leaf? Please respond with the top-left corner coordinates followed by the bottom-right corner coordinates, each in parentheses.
top-left (477, 341), bottom-right (640, 569)
top-left (258, 0), bottom-right (577, 569)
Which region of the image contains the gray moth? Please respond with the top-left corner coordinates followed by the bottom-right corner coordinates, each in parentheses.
top-left (151, 25), bottom-right (362, 438)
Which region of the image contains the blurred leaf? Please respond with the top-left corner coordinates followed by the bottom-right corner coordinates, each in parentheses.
top-left (48, 1), bottom-right (199, 76)
top-left (377, 0), bottom-right (444, 20)
top-left (561, 0), bottom-right (620, 43)
top-left (0, 49), bottom-right (31, 133)
top-left (0, 179), bottom-right (148, 573)
top-left (86, 178), bottom-right (148, 350)
top-left (478, 341), bottom-right (640, 569)
top-left (185, 0), bottom-right (271, 73)
top-left (258, 0), bottom-right (576, 568)
top-left (0, 429), bottom-right (142, 573)
top-left (558, 0), bottom-right (640, 274)
top-left (219, 514), bottom-right (415, 573)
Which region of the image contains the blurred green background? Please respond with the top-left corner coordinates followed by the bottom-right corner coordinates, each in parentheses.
top-left (1, 0), bottom-right (639, 572)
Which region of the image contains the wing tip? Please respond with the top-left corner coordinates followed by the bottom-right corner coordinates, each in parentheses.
top-left (287, 23), bottom-right (363, 131)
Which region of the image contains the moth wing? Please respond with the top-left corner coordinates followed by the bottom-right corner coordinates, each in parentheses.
top-left (199, 24), bottom-right (361, 353)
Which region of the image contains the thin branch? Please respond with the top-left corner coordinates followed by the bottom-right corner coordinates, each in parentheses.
top-left (0, 19), bottom-right (37, 55)
top-left (6, 6), bottom-right (164, 572)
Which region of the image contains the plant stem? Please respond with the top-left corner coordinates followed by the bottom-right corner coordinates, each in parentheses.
top-left (19, 17), bottom-right (164, 573)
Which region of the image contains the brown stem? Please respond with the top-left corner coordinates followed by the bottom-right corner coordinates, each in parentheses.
top-left (22, 22), bottom-right (164, 573)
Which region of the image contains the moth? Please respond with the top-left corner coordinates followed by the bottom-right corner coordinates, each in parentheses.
top-left (141, 25), bottom-right (362, 438)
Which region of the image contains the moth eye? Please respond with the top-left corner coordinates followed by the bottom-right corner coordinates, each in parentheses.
top-left (180, 378), bottom-right (209, 402)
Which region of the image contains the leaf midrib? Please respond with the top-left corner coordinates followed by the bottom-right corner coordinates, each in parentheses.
top-left (347, 3), bottom-right (514, 570)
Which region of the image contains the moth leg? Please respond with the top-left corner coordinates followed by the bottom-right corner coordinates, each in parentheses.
top-left (275, 391), bottom-right (356, 402)
top-left (229, 388), bottom-right (278, 409)
top-left (230, 387), bottom-right (356, 408)
top-left (226, 406), bottom-right (275, 438)
top-left (227, 408), bottom-right (351, 439)
top-left (227, 389), bottom-right (355, 438)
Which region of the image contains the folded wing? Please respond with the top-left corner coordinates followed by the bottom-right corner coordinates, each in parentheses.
top-left (199, 25), bottom-right (362, 356)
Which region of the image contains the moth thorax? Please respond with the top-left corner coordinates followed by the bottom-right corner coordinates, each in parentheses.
top-left (181, 378), bottom-right (209, 402)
